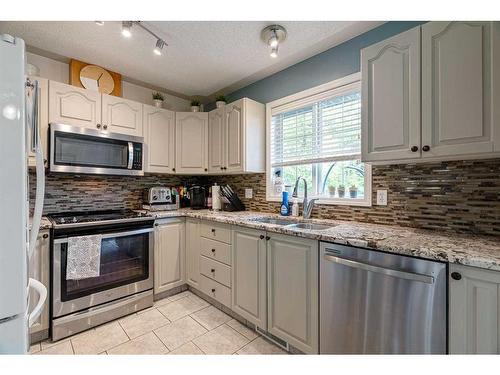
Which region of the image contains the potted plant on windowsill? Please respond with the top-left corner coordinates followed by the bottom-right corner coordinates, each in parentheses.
top-left (215, 95), bottom-right (227, 109)
top-left (337, 185), bottom-right (345, 198)
top-left (152, 92), bottom-right (164, 108)
top-left (328, 185), bottom-right (336, 197)
top-left (349, 185), bottom-right (358, 198)
top-left (191, 100), bottom-right (201, 112)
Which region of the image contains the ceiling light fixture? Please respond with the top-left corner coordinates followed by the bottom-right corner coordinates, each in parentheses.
top-left (121, 21), bottom-right (133, 38)
top-left (261, 25), bottom-right (287, 58)
top-left (153, 39), bottom-right (165, 56)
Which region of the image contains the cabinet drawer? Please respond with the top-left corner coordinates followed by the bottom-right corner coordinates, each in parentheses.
top-left (200, 237), bottom-right (231, 265)
top-left (200, 256), bottom-right (231, 287)
top-left (200, 222), bottom-right (231, 244)
top-left (200, 275), bottom-right (231, 308)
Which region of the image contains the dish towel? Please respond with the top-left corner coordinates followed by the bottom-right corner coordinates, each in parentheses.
top-left (66, 235), bottom-right (102, 280)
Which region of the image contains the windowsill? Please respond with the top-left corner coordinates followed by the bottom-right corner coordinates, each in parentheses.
top-left (266, 195), bottom-right (372, 207)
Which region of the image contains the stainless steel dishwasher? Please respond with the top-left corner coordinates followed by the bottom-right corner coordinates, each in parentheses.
top-left (320, 242), bottom-right (447, 354)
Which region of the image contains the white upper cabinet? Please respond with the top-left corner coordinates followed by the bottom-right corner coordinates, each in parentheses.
top-left (362, 22), bottom-right (500, 164)
top-left (361, 26), bottom-right (421, 162)
top-left (143, 105), bottom-right (175, 174)
top-left (48, 80), bottom-right (101, 129)
top-left (208, 107), bottom-right (225, 173)
top-left (175, 112), bottom-right (209, 174)
top-left (422, 22), bottom-right (498, 158)
top-left (208, 98), bottom-right (265, 174)
top-left (101, 94), bottom-right (143, 136)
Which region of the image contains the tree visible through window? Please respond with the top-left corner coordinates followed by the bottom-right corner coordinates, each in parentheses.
top-left (268, 78), bottom-right (371, 205)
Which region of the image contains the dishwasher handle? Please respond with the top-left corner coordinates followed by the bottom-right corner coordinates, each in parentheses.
top-left (323, 252), bottom-right (434, 284)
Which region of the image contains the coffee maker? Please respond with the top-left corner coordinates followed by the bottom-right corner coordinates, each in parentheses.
top-left (189, 185), bottom-right (206, 210)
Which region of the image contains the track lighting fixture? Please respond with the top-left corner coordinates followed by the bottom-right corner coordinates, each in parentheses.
top-left (114, 21), bottom-right (168, 56)
top-left (153, 39), bottom-right (165, 56)
top-left (121, 21), bottom-right (132, 38)
top-left (261, 25), bottom-right (287, 58)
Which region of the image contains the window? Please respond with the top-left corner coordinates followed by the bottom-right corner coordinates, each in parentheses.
top-left (266, 73), bottom-right (371, 206)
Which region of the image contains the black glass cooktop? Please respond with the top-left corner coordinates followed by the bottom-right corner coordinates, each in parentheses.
top-left (49, 210), bottom-right (151, 226)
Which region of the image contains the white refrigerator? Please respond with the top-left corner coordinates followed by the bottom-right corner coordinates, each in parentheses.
top-left (0, 34), bottom-right (47, 354)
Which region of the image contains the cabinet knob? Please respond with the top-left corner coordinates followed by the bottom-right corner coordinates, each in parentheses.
top-left (422, 145), bottom-right (430, 152)
top-left (204, 168), bottom-right (208, 172)
top-left (42, 233), bottom-right (48, 239)
top-left (96, 124), bottom-right (101, 129)
top-left (211, 288), bottom-right (216, 293)
top-left (220, 167), bottom-right (223, 170)
top-left (259, 234), bottom-right (265, 240)
top-left (411, 146), bottom-right (418, 152)
top-left (451, 272), bottom-right (462, 281)
top-left (172, 168), bottom-right (176, 172)
top-left (211, 268), bottom-right (215, 273)
top-left (103, 124), bottom-right (108, 130)
top-left (155, 223), bottom-right (159, 227)
top-left (266, 236), bottom-right (270, 241)
top-left (211, 248), bottom-right (216, 253)
top-left (211, 228), bottom-right (216, 233)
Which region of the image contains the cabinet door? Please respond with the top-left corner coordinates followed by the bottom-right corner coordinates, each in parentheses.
top-left (143, 105), bottom-right (175, 173)
top-left (29, 230), bottom-right (50, 335)
top-left (48, 80), bottom-right (101, 129)
top-left (28, 76), bottom-right (48, 168)
top-left (101, 94), bottom-right (143, 136)
top-left (175, 112), bottom-right (209, 174)
top-left (225, 100), bottom-right (244, 172)
top-left (154, 219), bottom-right (185, 294)
top-left (361, 26), bottom-right (421, 162)
top-left (208, 107), bottom-right (225, 173)
top-left (422, 22), bottom-right (497, 158)
top-left (449, 264), bottom-right (500, 354)
top-left (267, 234), bottom-right (318, 354)
top-left (185, 218), bottom-right (201, 288)
top-left (231, 227), bottom-right (267, 330)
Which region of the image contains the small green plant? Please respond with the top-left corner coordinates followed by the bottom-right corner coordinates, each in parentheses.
top-left (191, 100), bottom-right (201, 107)
top-left (215, 95), bottom-right (227, 103)
top-left (152, 92), bottom-right (164, 101)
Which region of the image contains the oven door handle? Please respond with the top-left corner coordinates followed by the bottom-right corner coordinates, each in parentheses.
top-left (53, 227), bottom-right (153, 244)
top-left (127, 141), bottom-right (134, 169)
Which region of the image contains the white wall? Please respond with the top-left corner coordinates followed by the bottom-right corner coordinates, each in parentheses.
top-left (27, 52), bottom-right (191, 111)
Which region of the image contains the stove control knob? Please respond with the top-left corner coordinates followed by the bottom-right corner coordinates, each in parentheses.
top-left (60, 218), bottom-right (65, 223)
top-left (153, 195), bottom-right (158, 200)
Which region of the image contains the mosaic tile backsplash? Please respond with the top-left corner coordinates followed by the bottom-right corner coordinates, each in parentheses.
top-left (30, 158), bottom-right (500, 236)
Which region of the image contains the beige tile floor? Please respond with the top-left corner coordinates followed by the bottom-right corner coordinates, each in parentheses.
top-left (31, 290), bottom-right (287, 355)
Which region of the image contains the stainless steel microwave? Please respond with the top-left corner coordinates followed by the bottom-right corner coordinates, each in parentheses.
top-left (49, 123), bottom-right (144, 176)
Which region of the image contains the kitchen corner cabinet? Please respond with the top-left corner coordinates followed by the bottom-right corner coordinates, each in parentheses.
top-left (28, 76), bottom-right (49, 168)
top-left (29, 229), bottom-right (50, 339)
top-left (175, 112), bottom-right (209, 174)
top-left (208, 98), bottom-right (265, 174)
top-left (143, 105), bottom-right (175, 173)
top-left (361, 26), bottom-right (421, 162)
top-left (185, 218), bottom-right (201, 288)
top-left (154, 218), bottom-right (185, 294)
top-left (361, 21), bottom-right (500, 164)
top-left (48, 80), bottom-right (101, 129)
top-left (101, 94), bottom-right (143, 136)
top-left (231, 227), bottom-right (267, 330)
top-left (449, 264), bottom-right (500, 354)
top-left (267, 233), bottom-right (318, 354)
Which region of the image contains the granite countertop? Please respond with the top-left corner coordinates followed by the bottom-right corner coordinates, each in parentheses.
top-left (146, 209), bottom-right (500, 272)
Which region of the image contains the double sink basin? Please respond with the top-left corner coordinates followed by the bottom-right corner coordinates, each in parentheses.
top-left (250, 217), bottom-right (335, 231)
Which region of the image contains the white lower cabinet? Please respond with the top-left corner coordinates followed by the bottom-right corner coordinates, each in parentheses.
top-left (231, 227), bottom-right (267, 331)
top-left (29, 229), bottom-right (50, 339)
top-left (185, 218), bottom-right (201, 288)
top-left (154, 218), bottom-right (185, 294)
top-left (449, 264), bottom-right (500, 354)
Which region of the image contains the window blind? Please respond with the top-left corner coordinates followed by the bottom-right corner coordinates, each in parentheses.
top-left (270, 91), bottom-right (361, 168)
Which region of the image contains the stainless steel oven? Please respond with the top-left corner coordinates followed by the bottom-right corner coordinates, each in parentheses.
top-left (50, 212), bottom-right (154, 340)
top-left (49, 123), bottom-right (144, 176)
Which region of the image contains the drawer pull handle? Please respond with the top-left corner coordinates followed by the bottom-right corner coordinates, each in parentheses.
top-left (211, 228), bottom-right (216, 233)
top-left (211, 288), bottom-right (216, 293)
top-left (211, 248), bottom-right (216, 253)
top-left (211, 268), bottom-right (215, 273)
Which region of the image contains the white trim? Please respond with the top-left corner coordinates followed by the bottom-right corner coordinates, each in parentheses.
top-left (265, 72), bottom-right (372, 207)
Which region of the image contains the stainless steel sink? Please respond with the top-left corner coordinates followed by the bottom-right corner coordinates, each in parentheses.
top-left (250, 217), bottom-right (295, 226)
top-left (285, 223), bottom-right (334, 231)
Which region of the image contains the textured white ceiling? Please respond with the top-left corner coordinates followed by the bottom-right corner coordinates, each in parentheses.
top-left (0, 21), bottom-right (383, 97)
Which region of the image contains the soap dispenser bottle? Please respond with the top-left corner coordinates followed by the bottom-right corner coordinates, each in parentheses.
top-left (280, 191), bottom-right (290, 216)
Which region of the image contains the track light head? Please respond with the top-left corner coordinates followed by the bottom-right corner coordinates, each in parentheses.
top-left (153, 39), bottom-right (165, 56)
top-left (121, 21), bottom-right (133, 38)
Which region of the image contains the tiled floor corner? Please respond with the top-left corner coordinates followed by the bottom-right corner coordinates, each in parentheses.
top-left (34, 290), bottom-right (287, 355)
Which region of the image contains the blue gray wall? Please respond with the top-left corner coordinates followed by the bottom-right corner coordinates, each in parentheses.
top-left (224, 21), bottom-right (425, 105)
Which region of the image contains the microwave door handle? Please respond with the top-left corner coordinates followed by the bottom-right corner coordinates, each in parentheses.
top-left (128, 142), bottom-right (133, 169)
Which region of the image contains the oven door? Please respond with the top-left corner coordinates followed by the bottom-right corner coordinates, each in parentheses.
top-left (49, 123), bottom-right (144, 176)
top-left (53, 227), bottom-right (154, 318)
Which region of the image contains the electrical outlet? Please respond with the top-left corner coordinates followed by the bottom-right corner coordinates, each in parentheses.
top-left (245, 188), bottom-right (253, 199)
top-left (376, 190), bottom-right (388, 206)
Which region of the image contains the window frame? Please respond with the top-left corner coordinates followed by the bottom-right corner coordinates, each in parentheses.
top-left (265, 72), bottom-right (372, 207)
